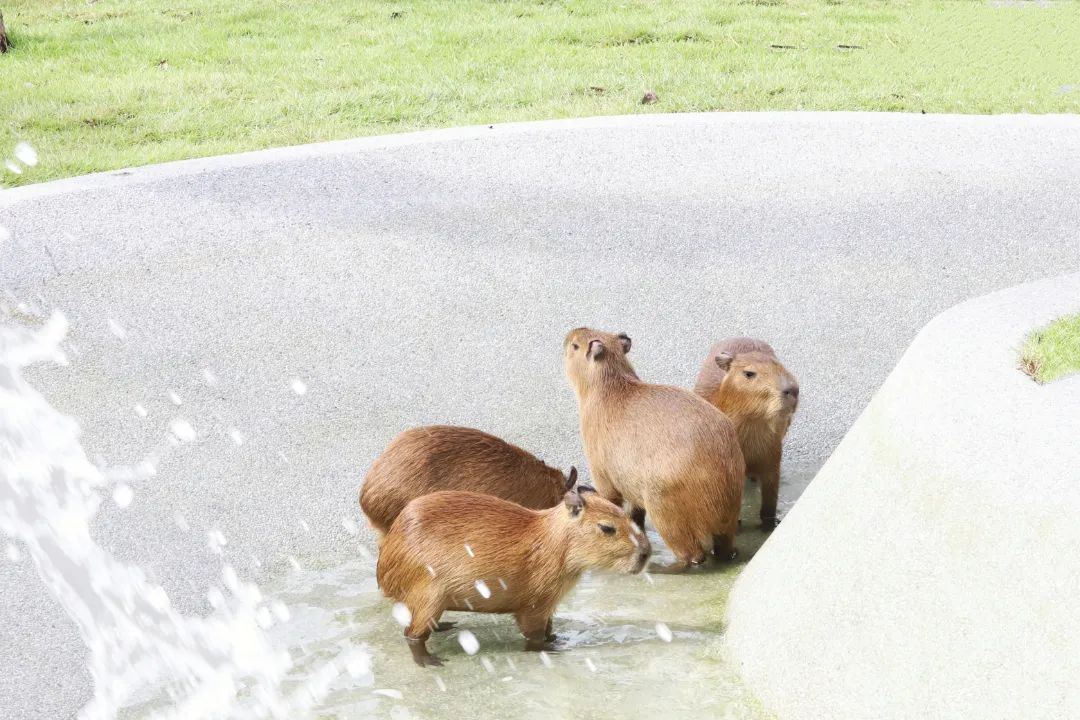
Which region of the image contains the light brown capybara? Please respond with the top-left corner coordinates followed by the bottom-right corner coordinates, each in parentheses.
top-left (376, 487), bottom-right (650, 666)
top-left (693, 337), bottom-right (799, 529)
top-left (359, 425), bottom-right (576, 536)
top-left (563, 327), bottom-right (745, 573)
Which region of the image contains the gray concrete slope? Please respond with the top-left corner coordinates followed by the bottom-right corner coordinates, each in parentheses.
top-left (726, 271), bottom-right (1080, 720)
top-left (1, 112), bottom-right (1079, 719)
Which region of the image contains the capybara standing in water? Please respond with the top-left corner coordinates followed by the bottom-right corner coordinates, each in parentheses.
top-left (563, 328), bottom-right (744, 573)
top-left (693, 337), bottom-right (799, 530)
top-left (377, 487), bottom-right (650, 666)
top-left (359, 425), bottom-right (576, 536)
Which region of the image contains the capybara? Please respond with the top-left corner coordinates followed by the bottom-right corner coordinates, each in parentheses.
top-left (693, 337), bottom-right (799, 529)
top-left (376, 487), bottom-right (650, 666)
top-left (563, 328), bottom-right (745, 573)
top-left (359, 425), bottom-right (576, 536)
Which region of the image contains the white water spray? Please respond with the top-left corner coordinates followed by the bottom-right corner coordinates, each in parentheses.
top-left (0, 313), bottom-right (367, 719)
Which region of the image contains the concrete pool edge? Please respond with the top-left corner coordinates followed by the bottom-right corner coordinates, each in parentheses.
top-left (724, 270), bottom-right (1080, 719)
top-left (5, 111), bottom-right (1080, 208)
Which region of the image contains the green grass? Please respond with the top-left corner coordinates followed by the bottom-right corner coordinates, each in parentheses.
top-left (1019, 312), bottom-right (1080, 384)
top-left (1, 0), bottom-right (1079, 186)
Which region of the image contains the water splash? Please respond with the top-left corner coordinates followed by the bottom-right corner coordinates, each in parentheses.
top-left (0, 313), bottom-right (365, 719)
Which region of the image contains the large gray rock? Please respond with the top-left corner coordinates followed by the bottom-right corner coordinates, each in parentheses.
top-left (726, 271), bottom-right (1080, 720)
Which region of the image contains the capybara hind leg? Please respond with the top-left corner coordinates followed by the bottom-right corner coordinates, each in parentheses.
top-left (545, 617), bottom-right (557, 643)
top-left (649, 510), bottom-right (707, 573)
top-left (758, 465), bottom-right (780, 530)
top-left (405, 599), bottom-right (445, 667)
top-left (517, 612), bottom-right (553, 651)
top-left (711, 534), bottom-right (738, 562)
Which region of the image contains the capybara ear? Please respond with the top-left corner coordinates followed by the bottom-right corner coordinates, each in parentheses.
top-left (565, 466), bottom-right (578, 491)
top-left (587, 339), bottom-right (606, 360)
top-left (715, 352), bottom-right (734, 371)
top-left (564, 490), bottom-right (584, 517)
top-left (617, 333), bottom-right (631, 353)
top-left (575, 484), bottom-right (597, 495)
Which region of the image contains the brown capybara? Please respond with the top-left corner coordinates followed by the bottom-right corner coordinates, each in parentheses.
top-left (359, 425), bottom-right (576, 536)
top-left (693, 337), bottom-right (799, 530)
top-left (376, 487), bottom-right (650, 666)
top-left (563, 328), bottom-right (745, 573)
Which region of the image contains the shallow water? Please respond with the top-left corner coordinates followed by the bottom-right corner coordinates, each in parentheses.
top-left (253, 490), bottom-right (788, 720)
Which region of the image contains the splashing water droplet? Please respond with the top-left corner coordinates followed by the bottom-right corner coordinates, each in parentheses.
top-left (287, 555), bottom-right (301, 571)
top-left (290, 378), bottom-right (307, 395)
top-left (112, 483), bottom-right (134, 508)
top-left (506, 657), bottom-right (517, 671)
top-left (5, 159), bottom-right (23, 175)
top-left (14, 142), bottom-right (38, 167)
top-left (345, 652), bottom-right (371, 678)
top-left (481, 657), bottom-right (495, 673)
top-left (391, 602), bottom-right (411, 627)
top-left (167, 390), bottom-right (183, 406)
top-left (426, 565), bottom-right (436, 577)
top-left (299, 519), bottom-right (311, 533)
top-left (475, 580), bottom-right (491, 598)
top-left (207, 529), bottom-right (227, 553)
top-left (270, 600), bottom-right (290, 622)
top-left (585, 657), bottom-right (597, 672)
top-left (342, 517), bottom-right (359, 536)
top-left (464, 544), bottom-right (474, 557)
top-left (373, 689), bottom-right (403, 700)
top-left (655, 622), bottom-right (673, 642)
top-left (107, 319), bottom-right (126, 339)
top-left (434, 676), bottom-right (447, 692)
top-left (201, 368), bottom-right (218, 386)
top-left (228, 428), bottom-right (245, 446)
top-left (539, 651), bottom-right (553, 667)
top-left (133, 404), bottom-right (147, 418)
top-left (5, 544), bottom-right (21, 562)
top-left (206, 587), bottom-right (225, 608)
top-left (457, 630), bottom-right (480, 655)
top-left (497, 578), bottom-right (507, 590)
top-left (169, 418), bottom-right (195, 442)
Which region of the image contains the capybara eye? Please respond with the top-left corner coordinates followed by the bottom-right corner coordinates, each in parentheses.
top-left (571, 343), bottom-right (579, 351)
top-left (743, 370), bottom-right (756, 379)
top-left (599, 524), bottom-right (616, 535)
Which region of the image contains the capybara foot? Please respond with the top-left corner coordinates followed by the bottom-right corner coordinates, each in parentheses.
top-left (415, 653), bottom-right (444, 667)
top-left (711, 548), bottom-right (738, 562)
top-left (525, 638), bottom-right (559, 652)
top-left (760, 516), bottom-right (779, 531)
top-left (407, 638), bottom-right (442, 667)
top-left (433, 621), bottom-right (457, 632)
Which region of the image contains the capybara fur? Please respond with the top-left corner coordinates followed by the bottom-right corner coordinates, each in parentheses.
top-left (693, 337), bottom-right (799, 529)
top-left (376, 488), bottom-right (650, 666)
top-left (563, 327), bottom-right (745, 573)
top-left (360, 425), bottom-right (575, 536)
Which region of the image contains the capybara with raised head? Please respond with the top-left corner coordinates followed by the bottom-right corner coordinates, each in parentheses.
top-left (359, 425), bottom-right (576, 536)
top-left (693, 337), bottom-right (799, 529)
top-left (377, 487), bottom-right (650, 666)
top-left (563, 327), bottom-right (745, 573)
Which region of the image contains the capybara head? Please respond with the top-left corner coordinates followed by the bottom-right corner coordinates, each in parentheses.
top-left (563, 327), bottom-right (636, 395)
top-left (561, 486), bottom-right (651, 574)
top-left (715, 350), bottom-right (799, 418)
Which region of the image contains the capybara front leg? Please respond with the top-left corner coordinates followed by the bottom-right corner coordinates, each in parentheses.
top-left (758, 464), bottom-right (781, 530)
top-left (405, 630), bottom-right (442, 667)
top-left (517, 612), bottom-right (553, 651)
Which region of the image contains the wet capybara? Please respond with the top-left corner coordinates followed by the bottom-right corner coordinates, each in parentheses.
top-left (693, 337), bottom-right (799, 529)
top-left (563, 328), bottom-right (744, 573)
top-left (376, 487), bottom-right (650, 666)
top-left (359, 425), bottom-right (575, 536)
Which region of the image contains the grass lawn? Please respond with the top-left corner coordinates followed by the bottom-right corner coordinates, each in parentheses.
top-left (1020, 312), bottom-right (1080, 384)
top-left (1, 0), bottom-right (1078, 186)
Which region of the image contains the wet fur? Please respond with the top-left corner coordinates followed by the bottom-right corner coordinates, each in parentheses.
top-left (377, 489), bottom-right (649, 664)
top-left (564, 328), bottom-right (744, 570)
top-left (360, 425), bottom-right (569, 535)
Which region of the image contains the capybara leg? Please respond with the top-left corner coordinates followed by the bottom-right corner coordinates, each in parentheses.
top-left (630, 506), bottom-right (646, 529)
top-left (758, 465), bottom-right (781, 530)
top-left (545, 617), bottom-right (556, 643)
top-left (432, 621), bottom-right (457, 632)
top-left (711, 534), bottom-right (738, 562)
top-left (517, 612), bottom-right (553, 651)
top-left (406, 600), bottom-right (444, 667)
top-left (649, 509), bottom-right (707, 573)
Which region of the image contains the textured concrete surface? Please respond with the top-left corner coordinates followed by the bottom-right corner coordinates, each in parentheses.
top-left (1, 112), bottom-right (1079, 718)
top-left (726, 271), bottom-right (1080, 720)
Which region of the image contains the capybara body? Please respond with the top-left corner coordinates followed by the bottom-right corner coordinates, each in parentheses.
top-left (693, 337), bottom-right (799, 528)
top-left (377, 488), bottom-right (650, 666)
top-left (360, 425), bottom-right (572, 536)
top-left (563, 328), bottom-right (745, 573)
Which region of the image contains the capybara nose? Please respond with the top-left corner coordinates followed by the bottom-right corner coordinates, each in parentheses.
top-left (783, 385), bottom-right (799, 399)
